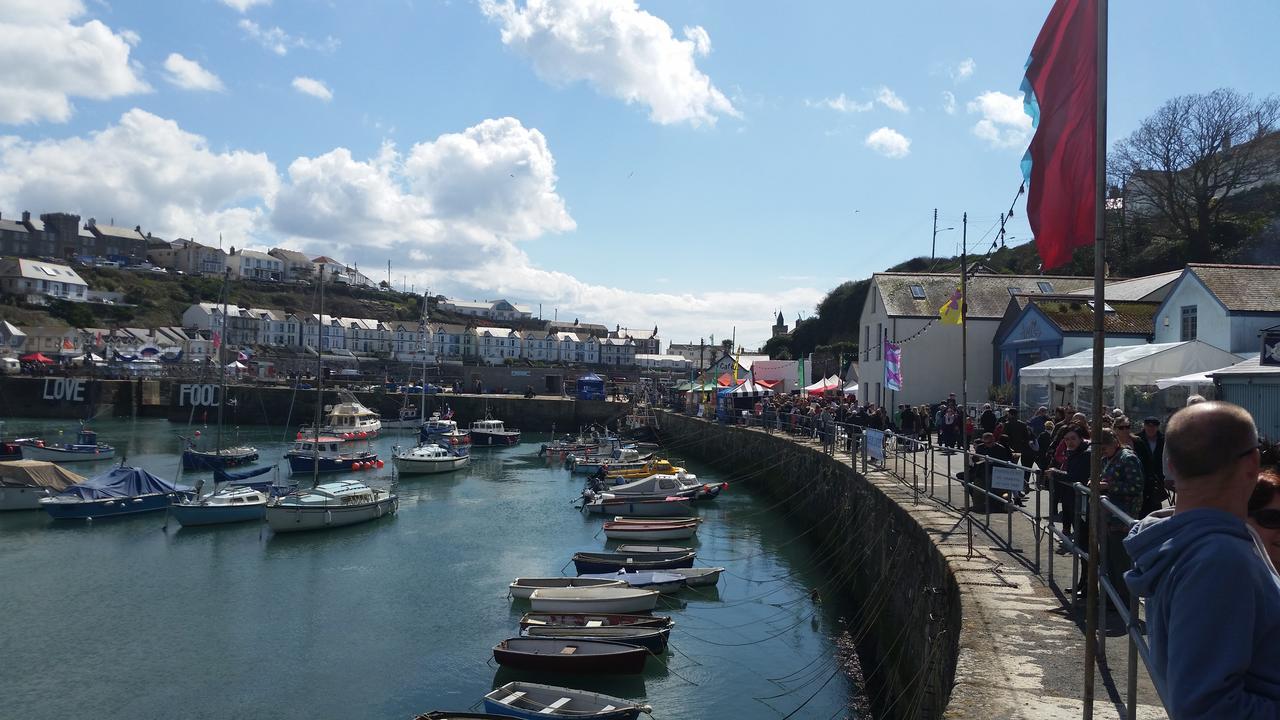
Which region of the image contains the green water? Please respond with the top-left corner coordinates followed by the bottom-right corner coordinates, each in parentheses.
top-left (0, 417), bottom-right (854, 719)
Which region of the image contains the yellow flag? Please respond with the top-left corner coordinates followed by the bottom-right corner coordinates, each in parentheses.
top-left (939, 288), bottom-right (964, 325)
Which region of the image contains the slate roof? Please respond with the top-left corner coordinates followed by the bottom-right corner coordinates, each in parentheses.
top-left (1067, 270), bottom-right (1182, 301)
top-left (1186, 263), bottom-right (1280, 312)
top-left (89, 224), bottom-right (146, 241)
top-left (872, 272), bottom-right (1093, 319)
top-left (1027, 296), bottom-right (1158, 335)
top-left (0, 218), bottom-right (31, 234)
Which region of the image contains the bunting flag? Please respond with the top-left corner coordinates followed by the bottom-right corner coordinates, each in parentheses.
top-left (884, 341), bottom-right (903, 392)
top-left (211, 331), bottom-right (221, 349)
top-left (1020, 0), bottom-right (1099, 269)
top-left (939, 288), bottom-right (965, 325)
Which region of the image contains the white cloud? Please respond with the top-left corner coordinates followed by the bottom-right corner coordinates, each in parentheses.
top-left (0, 109), bottom-right (278, 245)
top-left (864, 127), bottom-right (911, 158)
top-left (478, 0), bottom-right (737, 127)
top-left (119, 28), bottom-right (141, 46)
top-left (220, 0), bottom-right (271, 11)
top-left (942, 90), bottom-right (957, 115)
top-left (967, 90), bottom-right (1032, 149)
top-left (238, 19), bottom-right (338, 56)
top-left (951, 57), bottom-right (976, 82)
top-left (0, 0), bottom-right (150, 124)
top-left (162, 53), bottom-right (225, 92)
top-left (808, 93), bottom-right (872, 114)
top-left (875, 86), bottom-right (908, 113)
top-left (292, 76), bottom-right (333, 101)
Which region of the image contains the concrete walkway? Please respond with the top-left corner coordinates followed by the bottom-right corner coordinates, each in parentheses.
top-left (747, 423), bottom-right (1166, 719)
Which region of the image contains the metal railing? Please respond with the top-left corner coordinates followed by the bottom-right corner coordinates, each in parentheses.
top-left (707, 407), bottom-right (1163, 719)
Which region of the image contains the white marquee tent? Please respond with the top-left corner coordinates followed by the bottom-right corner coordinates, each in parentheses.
top-left (1018, 341), bottom-right (1242, 412)
top-left (728, 381), bottom-right (774, 398)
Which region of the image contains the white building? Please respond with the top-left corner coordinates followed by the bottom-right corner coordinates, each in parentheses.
top-left (390, 322), bottom-right (428, 361)
top-left (268, 248), bottom-right (315, 283)
top-left (343, 317), bottom-right (391, 354)
top-left (0, 259), bottom-right (88, 304)
top-left (149, 238), bottom-right (228, 276)
top-left (857, 271), bottom-right (1092, 408)
top-left (300, 314), bottom-right (347, 352)
top-left (430, 323), bottom-right (471, 360)
top-left (439, 298), bottom-right (533, 322)
top-left (1151, 263), bottom-right (1280, 355)
top-left (475, 326), bottom-right (522, 364)
top-left (524, 330), bottom-right (559, 362)
top-left (228, 249), bottom-right (283, 281)
top-left (635, 354), bottom-right (693, 371)
top-left (554, 332), bottom-right (599, 364)
top-left (600, 336), bottom-right (637, 366)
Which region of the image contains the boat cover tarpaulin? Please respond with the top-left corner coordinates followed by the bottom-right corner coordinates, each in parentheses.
top-left (0, 460), bottom-right (85, 490)
top-left (56, 466), bottom-right (191, 500)
top-left (215, 465), bottom-right (272, 484)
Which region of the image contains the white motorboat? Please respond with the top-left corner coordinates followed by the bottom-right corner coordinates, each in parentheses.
top-left (582, 495), bottom-right (693, 517)
top-left (0, 460), bottom-right (85, 510)
top-left (265, 479), bottom-right (397, 532)
top-left (392, 443), bottom-right (469, 475)
top-left (508, 577), bottom-right (628, 600)
top-left (469, 417), bottom-right (521, 446)
top-left (16, 429), bottom-right (115, 463)
top-left (169, 485), bottom-right (268, 526)
top-left (528, 586), bottom-right (660, 614)
top-left (419, 414), bottom-right (471, 446)
top-left (299, 390), bottom-right (382, 439)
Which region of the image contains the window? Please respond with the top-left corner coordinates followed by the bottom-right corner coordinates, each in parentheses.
top-left (864, 325), bottom-right (870, 360)
top-left (1007, 287), bottom-right (1022, 296)
top-left (1037, 281), bottom-right (1054, 292)
top-left (909, 284), bottom-right (926, 299)
top-left (876, 323), bottom-right (882, 361)
top-left (1180, 305), bottom-right (1197, 341)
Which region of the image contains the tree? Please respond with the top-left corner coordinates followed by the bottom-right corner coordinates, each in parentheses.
top-left (1110, 88), bottom-right (1279, 262)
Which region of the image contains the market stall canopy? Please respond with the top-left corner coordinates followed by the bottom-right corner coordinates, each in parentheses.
top-left (754, 379), bottom-right (780, 389)
top-left (673, 380), bottom-right (720, 392)
top-left (0, 460), bottom-right (85, 491)
top-left (1019, 341), bottom-right (1242, 386)
top-left (804, 375), bottom-right (843, 395)
top-left (19, 353), bottom-right (54, 364)
top-left (226, 361), bottom-right (247, 369)
top-left (728, 381), bottom-right (774, 398)
top-left (842, 382), bottom-right (860, 395)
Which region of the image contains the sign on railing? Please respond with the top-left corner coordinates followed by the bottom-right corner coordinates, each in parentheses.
top-left (990, 466), bottom-right (1024, 493)
top-left (865, 429), bottom-right (885, 462)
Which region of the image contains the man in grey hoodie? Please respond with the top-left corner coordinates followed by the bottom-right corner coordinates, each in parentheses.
top-left (1124, 402), bottom-right (1278, 718)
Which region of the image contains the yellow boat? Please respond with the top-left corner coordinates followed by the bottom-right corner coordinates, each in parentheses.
top-left (605, 459), bottom-right (683, 479)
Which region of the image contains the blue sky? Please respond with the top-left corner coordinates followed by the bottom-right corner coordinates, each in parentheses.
top-left (1, 0), bottom-right (1276, 348)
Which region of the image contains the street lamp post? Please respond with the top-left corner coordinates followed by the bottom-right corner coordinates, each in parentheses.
top-left (932, 208), bottom-right (955, 261)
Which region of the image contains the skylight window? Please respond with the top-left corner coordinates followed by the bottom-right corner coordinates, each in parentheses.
top-left (909, 284), bottom-right (926, 299)
top-left (1037, 281), bottom-right (1053, 292)
top-left (1007, 287), bottom-right (1022, 296)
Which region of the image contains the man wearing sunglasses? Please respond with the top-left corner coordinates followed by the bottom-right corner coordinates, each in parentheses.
top-left (1124, 402), bottom-right (1280, 718)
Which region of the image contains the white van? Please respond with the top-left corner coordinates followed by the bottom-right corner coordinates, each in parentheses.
top-left (0, 357), bottom-right (20, 374)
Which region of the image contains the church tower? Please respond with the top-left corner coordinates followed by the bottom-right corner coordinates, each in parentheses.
top-left (772, 310), bottom-right (789, 338)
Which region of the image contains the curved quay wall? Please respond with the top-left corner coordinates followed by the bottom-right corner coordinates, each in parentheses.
top-left (662, 412), bottom-right (1007, 720)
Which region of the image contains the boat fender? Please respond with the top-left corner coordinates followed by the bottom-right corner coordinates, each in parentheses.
top-left (324, 510), bottom-right (332, 525)
top-left (375, 460), bottom-right (385, 469)
top-left (351, 462), bottom-right (360, 472)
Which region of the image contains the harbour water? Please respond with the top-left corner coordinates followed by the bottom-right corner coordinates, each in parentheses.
top-left (0, 417), bottom-right (855, 719)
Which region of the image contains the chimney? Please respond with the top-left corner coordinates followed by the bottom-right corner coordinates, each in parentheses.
top-left (134, 225), bottom-right (141, 232)
top-left (22, 211), bottom-right (30, 223)
top-left (87, 217), bottom-right (96, 227)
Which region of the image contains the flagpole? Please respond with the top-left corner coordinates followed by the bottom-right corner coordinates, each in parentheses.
top-left (1082, 0), bottom-right (1108, 716)
top-left (960, 212), bottom-right (970, 490)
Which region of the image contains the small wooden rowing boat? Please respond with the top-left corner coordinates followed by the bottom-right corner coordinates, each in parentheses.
top-left (611, 515), bottom-right (701, 525)
top-left (518, 612), bottom-right (674, 631)
top-left (492, 637), bottom-right (648, 674)
top-left (528, 586), bottom-right (660, 613)
top-left (482, 681), bottom-right (651, 719)
top-left (578, 570), bottom-right (687, 594)
top-left (523, 624), bottom-right (671, 654)
top-left (508, 576), bottom-right (627, 600)
top-left (572, 550), bottom-right (695, 574)
top-left (664, 566), bottom-right (725, 587)
top-left (583, 495), bottom-right (692, 517)
top-left (603, 519), bottom-right (698, 541)
top-left (613, 545), bottom-right (694, 554)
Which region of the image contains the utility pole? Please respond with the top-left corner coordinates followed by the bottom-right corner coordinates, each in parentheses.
top-left (932, 208), bottom-right (954, 261)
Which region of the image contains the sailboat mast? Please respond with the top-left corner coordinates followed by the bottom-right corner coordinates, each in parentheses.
top-left (313, 269), bottom-right (325, 488)
top-left (420, 293), bottom-right (429, 419)
top-left (217, 268), bottom-right (228, 461)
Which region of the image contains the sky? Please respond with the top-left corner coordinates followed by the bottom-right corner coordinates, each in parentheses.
top-left (0, 0), bottom-right (1276, 350)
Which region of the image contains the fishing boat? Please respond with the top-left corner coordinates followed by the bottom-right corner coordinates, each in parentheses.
top-left (299, 389), bottom-right (382, 440)
top-left (392, 443), bottom-right (469, 475)
top-left (508, 577), bottom-right (627, 600)
top-left (0, 460), bottom-right (84, 510)
top-left (17, 428), bottom-right (115, 463)
top-left (284, 436), bottom-right (379, 475)
top-left (265, 478), bottom-right (397, 532)
top-left (572, 550), bottom-right (695, 575)
top-left (266, 268), bottom-right (397, 534)
top-left (527, 586), bottom-right (659, 614)
top-left (469, 417), bottom-right (521, 446)
top-left (169, 485), bottom-right (269, 527)
top-left (523, 624), bottom-right (671, 654)
top-left (602, 519), bottom-right (699, 541)
top-left (582, 495), bottom-right (692, 517)
top-left (600, 459), bottom-right (680, 479)
top-left (567, 449), bottom-right (649, 474)
top-left (420, 413), bottom-right (471, 446)
top-left (0, 423), bottom-right (22, 461)
top-left (518, 613), bottom-right (674, 631)
top-left (664, 567), bottom-right (725, 587)
top-left (41, 465), bottom-right (192, 520)
top-left (578, 570), bottom-right (687, 595)
top-left (492, 638), bottom-right (648, 674)
top-left (482, 681), bottom-right (651, 720)
top-left (594, 472), bottom-right (724, 501)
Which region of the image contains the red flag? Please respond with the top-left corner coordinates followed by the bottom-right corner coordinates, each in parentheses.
top-left (1021, 0), bottom-right (1098, 270)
